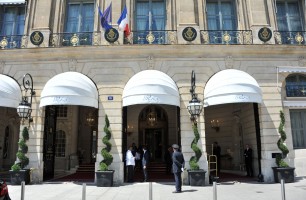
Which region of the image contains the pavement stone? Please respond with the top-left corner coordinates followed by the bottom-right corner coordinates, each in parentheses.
top-left (7, 177), bottom-right (306, 200)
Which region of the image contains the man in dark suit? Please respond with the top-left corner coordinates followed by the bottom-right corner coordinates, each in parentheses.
top-left (244, 144), bottom-right (253, 177)
top-left (142, 145), bottom-right (150, 182)
top-left (172, 144), bottom-right (185, 193)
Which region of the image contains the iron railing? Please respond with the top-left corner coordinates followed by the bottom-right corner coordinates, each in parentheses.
top-left (0, 35), bottom-right (23, 49)
top-left (286, 84), bottom-right (306, 97)
top-left (274, 31), bottom-right (306, 45)
top-left (127, 30), bottom-right (177, 45)
top-left (49, 32), bottom-right (93, 47)
top-left (200, 30), bottom-right (253, 44)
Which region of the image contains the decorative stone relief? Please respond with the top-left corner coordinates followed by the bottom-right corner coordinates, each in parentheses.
top-left (21, 35), bottom-right (28, 48)
top-left (225, 56), bottom-right (234, 69)
top-left (298, 57), bottom-right (306, 67)
top-left (168, 31), bottom-right (177, 44)
top-left (93, 32), bottom-right (100, 45)
top-left (146, 56), bottom-right (155, 69)
top-left (201, 31), bottom-right (209, 44)
top-left (69, 59), bottom-right (77, 71)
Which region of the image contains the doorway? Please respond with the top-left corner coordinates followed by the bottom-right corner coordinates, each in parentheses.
top-left (144, 128), bottom-right (163, 162)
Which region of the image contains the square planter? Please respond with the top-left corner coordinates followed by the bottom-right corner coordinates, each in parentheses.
top-left (272, 167), bottom-right (295, 183)
top-left (9, 169), bottom-right (30, 185)
top-left (96, 170), bottom-right (114, 187)
top-left (188, 169), bottom-right (206, 186)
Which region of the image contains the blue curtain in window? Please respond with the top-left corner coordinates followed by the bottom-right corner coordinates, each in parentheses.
top-left (65, 3), bottom-right (94, 33)
top-left (276, 1), bottom-right (302, 31)
top-left (207, 1), bottom-right (236, 30)
top-left (65, 4), bottom-right (80, 33)
top-left (1, 6), bottom-right (25, 36)
top-left (136, 0), bottom-right (165, 31)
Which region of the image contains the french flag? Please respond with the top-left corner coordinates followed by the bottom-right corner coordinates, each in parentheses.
top-left (117, 5), bottom-right (130, 37)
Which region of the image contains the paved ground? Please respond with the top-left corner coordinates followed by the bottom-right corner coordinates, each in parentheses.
top-left (7, 177), bottom-right (306, 200)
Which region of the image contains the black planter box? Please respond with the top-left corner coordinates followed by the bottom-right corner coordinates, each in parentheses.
top-left (188, 169), bottom-right (206, 186)
top-left (272, 167), bottom-right (295, 183)
top-left (96, 170), bottom-right (114, 187)
top-left (9, 169), bottom-right (30, 185)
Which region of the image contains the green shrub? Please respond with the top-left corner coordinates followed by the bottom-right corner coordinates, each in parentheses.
top-left (189, 122), bottom-right (202, 170)
top-left (276, 111), bottom-right (289, 167)
top-left (11, 127), bottom-right (30, 171)
top-left (99, 115), bottom-right (113, 171)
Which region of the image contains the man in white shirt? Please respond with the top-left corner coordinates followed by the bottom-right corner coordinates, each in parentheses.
top-left (126, 146), bottom-right (135, 182)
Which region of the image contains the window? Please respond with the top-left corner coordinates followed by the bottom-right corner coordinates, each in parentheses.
top-left (276, 0), bottom-right (303, 31)
top-left (0, 4), bottom-right (25, 48)
top-left (285, 74), bottom-right (306, 97)
top-left (206, 0), bottom-right (237, 30)
top-left (290, 110), bottom-right (306, 148)
top-left (62, 1), bottom-right (94, 46)
top-left (55, 130), bottom-right (66, 157)
top-left (65, 1), bottom-right (94, 33)
top-left (56, 106), bottom-right (68, 118)
top-left (134, 0), bottom-right (166, 44)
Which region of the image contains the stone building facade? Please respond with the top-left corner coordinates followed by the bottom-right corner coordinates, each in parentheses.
top-left (0, 0), bottom-right (306, 185)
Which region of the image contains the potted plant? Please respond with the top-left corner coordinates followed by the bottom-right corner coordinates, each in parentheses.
top-left (96, 114), bottom-right (114, 187)
top-left (272, 110), bottom-right (295, 183)
top-left (9, 127), bottom-right (31, 185)
top-left (187, 122), bottom-right (206, 186)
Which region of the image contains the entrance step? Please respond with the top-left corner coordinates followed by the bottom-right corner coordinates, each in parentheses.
top-left (76, 163), bottom-right (95, 173)
top-left (147, 162), bottom-right (167, 173)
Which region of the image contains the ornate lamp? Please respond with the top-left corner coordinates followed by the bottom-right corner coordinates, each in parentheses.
top-left (17, 73), bottom-right (35, 124)
top-left (187, 70), bottom-right (203, 122)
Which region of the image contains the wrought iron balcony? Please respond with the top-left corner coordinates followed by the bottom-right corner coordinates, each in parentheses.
top-left (274, 31), bottom-right (306, 45)
top-left (126, 30), bottom-right (177, 45)
top-left (286, 84), bottom-right (306, 97)
top-left (0, 35), bottom-right (23, 49)
top-left (49, 32), bottom-right (93, 47)
top-left (200, 30), bottom-right (253, 44)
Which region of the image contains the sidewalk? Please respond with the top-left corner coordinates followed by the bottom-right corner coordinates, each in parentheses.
top-left (7, 177), bottom-right (306, 200)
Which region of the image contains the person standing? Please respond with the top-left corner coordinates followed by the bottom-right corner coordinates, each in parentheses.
top-left (213, 142), bottom-right (221, 173)
top-left (126, 146), bottom-right (135, 182)
top-left (244, 144), bottom-right (253, 177)
top-left (142, 145), bottom-right (150, 182)
top-left (172, 144), bottom-right (185, 193)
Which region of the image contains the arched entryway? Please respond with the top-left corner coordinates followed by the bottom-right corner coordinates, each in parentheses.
top-left (204, 69), bottom-right (263, 182)
top-left (0, 74), bottom-right (21, 171)
top-left (40, 72), bottom-right (98, 181)
top-left (122, 70), bottom-right (180, 182)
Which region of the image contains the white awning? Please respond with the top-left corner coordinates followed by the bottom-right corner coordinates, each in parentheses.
top-left (123, 70), bottom-right (180, 107)
top-left (0, 74), bottom-right (22, 108)
top-left (204, 69), bottom-right (262, 107)
top-left (0, 0), bottom-right (26, 4)
top-left (40, 72), bottom-right (98, 108)
top-left (277, 66), bottom-right (306, 73)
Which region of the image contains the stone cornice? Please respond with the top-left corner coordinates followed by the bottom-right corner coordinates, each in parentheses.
top-left (0, 45), bottom-right (305, 62)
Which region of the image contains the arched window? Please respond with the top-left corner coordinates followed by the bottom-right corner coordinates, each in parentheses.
top-left (55, 130), bottom-right (66, 157)
top-left (285, 74), bottom-right (306, 97)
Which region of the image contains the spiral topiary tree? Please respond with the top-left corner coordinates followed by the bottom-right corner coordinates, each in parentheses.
top-left (276, 110), bottom-right (289, 167)
top-left (189, 122), bottom-right (202, 170)
top-left (11, 127), bottom-right (30, 171)
top-left (99, 114), bottom-right (113, 171)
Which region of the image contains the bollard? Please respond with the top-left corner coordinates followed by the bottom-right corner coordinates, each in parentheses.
top-left (281, 179), bottom-right (286, 200)
top-left (149, 182), bottom-right (152, 200)
top-left (213, 181), bottom-right (217, 200)
top-left (82, 183), bottom-right (86, 200)
top-left (21, 181), bottom-right (25, 200)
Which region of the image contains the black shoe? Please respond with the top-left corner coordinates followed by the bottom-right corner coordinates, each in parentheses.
top-left (173, 191), bottom-right (182, 193)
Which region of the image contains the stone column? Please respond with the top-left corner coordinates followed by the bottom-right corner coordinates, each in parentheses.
top-left (27, 0), bottom-right (53, 47)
